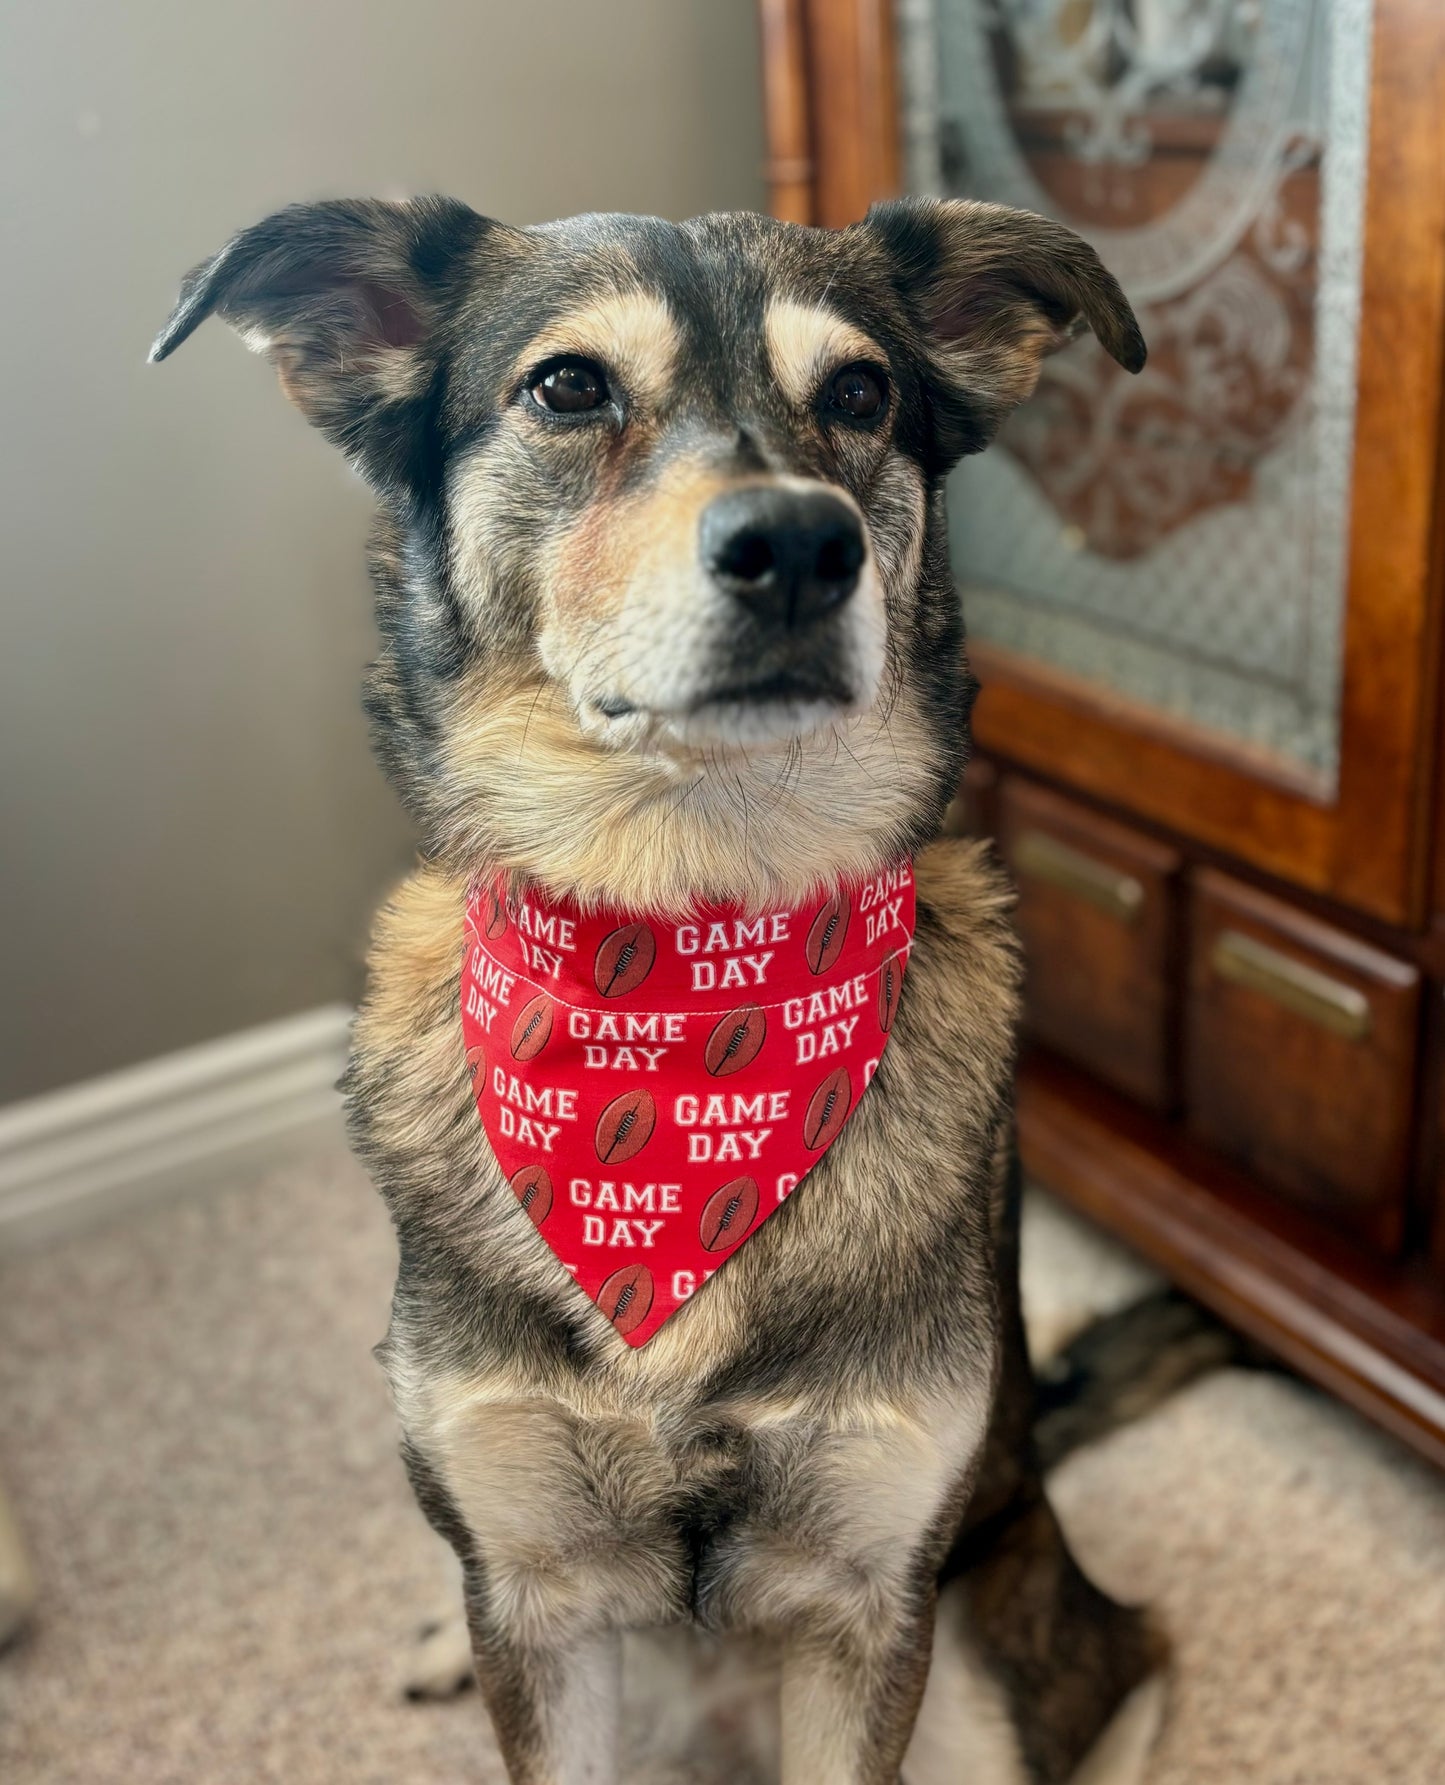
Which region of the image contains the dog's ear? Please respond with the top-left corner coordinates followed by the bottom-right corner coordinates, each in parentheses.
top-left (864, 198), bottom-right (1145, 465)
top-left (150, 197), bottom-right (489, 489)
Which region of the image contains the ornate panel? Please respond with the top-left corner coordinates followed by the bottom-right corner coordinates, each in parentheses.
top-left (896, 0), bottom-right (1375, 786)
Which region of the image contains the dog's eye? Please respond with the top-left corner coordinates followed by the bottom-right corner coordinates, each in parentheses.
top-left (531, 360), bottom-right (609, 415)
top-left (826, 363), bottom-right (887, 424)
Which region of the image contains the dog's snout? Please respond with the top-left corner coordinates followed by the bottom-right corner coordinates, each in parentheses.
top-left (700, 487), bottom-right (864, 631)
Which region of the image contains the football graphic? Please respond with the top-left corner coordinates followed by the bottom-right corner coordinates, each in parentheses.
top-left (597, 1263), bottom-right (654, 1337)
top-left (803, 1066), bottom-right (852, 1150)
top-left (508, 1164), bottom-right (554, 1228)
top-left (509, 992), bottom-right (554, 1062)
top-left (483, 885), bottom-right (508, 940)
top-left (594, 1088), bottom-right (658, 1163)
top-left (459, 863), bottom-right (916, 1345)
top-left (699, 1176), bottom-right (760, 1252)
top-left (805, 890), bottom-right (850, 975)
top-left (877, 951), bottom-right (904, 1034)
top-left (703, 1005), bottom-right (767, 1077)
top-left (593, 920), bottom-right (657, 998)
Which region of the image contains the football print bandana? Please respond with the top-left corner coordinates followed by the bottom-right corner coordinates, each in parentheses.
top-left (460, 863), bottom-right (916, 1346)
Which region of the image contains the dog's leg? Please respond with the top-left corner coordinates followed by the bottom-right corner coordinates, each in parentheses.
top-left (936, 1141), bottom-right (1165, 1785)
top-left (959, 1501), bottom-right (1163, 1785)
top-left (777, 1588), bottom-right (937, 1785)
top-left (903, 1578), bottom-right (1029, 1785)
top-left (901, 1573), bottom-right (1165, 1785)
top-left (465, 1608), bottom-right (623, 1785)
top-left (399, 1417), bottom-right (680, 1785)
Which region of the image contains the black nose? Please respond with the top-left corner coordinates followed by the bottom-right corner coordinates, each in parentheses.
top-left (700, 486), bottom-right (865, 630)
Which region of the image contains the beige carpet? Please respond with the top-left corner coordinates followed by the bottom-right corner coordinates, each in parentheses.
top-left (2, 1144), bottom-right (1443, 1784)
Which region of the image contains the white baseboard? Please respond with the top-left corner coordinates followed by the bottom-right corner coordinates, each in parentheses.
top-left (0, 1005), bottom-right (353, 1252)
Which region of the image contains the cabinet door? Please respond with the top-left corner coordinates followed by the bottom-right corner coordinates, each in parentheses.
top-left (768, 0), bottom-right (1445, 925)
top-left (998, 777), bottom-right (1181, 1110)
top-left (1185, 870), bottom-right (1421, 1253)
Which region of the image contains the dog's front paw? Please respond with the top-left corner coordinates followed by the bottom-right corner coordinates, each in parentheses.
top-left (402, 1610), bottom-right (475, 1701)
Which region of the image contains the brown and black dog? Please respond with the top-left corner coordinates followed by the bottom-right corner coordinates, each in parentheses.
top-left (154, 197), bottom-right (1164, 1784)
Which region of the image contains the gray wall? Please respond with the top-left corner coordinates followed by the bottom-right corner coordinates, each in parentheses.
top-left (0, 0), bottom-right (765, 1102)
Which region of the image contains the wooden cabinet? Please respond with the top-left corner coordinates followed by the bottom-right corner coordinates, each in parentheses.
top-left (1185, 873), bottom-right (1421, 1254)
top-left (999, 780), bottom-right (1180, 1112)
top-left (762, 0), bottom-right (1445, 1466)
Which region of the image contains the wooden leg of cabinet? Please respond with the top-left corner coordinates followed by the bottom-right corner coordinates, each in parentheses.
top-left (1015, 1049), bottom-right (1445, 1472)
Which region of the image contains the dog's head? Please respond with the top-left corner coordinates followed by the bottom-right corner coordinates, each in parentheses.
top-left (154, 199), bottom-right (1142, 908)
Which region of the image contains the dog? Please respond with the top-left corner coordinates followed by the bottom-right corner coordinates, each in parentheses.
top-left (154, 194), bottom-right (1165, 1784)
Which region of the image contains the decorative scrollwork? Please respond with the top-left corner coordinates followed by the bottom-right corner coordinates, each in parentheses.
top-left (899, 0), bottom-right (1373, 784)
top-left (1004, 164), bottom-right (1315, 559)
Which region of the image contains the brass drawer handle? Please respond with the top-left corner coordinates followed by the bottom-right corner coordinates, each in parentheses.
top-left (1012, 829), bottom-right (1145, 923)
top-left (1210, 929), bottom-right (1372, 1041)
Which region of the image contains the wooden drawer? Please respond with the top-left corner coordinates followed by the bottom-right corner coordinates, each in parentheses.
top-left (1185, 871), bottom-right (1421, 1254)
top-left (998, 778), bottom-right (1181, 1111)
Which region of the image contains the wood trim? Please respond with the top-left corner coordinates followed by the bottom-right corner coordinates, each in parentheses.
top-left (1324, 0), bottom-right (1445, 919)
top-left (1436, 757), bottom-right (1445, 925)
top-left (802, 0), bottom-right (900, 226)
top-left (985, 754), bottom-right (1445, 976)
top-left (0, 1006), bottom-right (350, 1252)
top-left (1017, 1049), bottom-right (1445, 1472)
top-left (759, 0), bottom-right (815, 223)
top-left (1191, 868), bottom-right (1423, 992)
top-left (971, 642), bottom-right (1333, 801)
top-left (1425, 966), bottom-right (1445, 1274)
top-left (1432, 352), bottom-right (1445, 929)
top-left (971, 650), bottom-right (1352, 905)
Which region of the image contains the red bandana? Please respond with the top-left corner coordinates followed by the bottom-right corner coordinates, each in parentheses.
top-left (460, 864), bottom-right (916, 1345)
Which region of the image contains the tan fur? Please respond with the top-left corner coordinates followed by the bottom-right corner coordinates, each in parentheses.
top-left (400, 1577), bottom-right (1165, 1784)
top-left (764, 299), bottom-right (887, 408)
top-left (449, 441), bottom-right (901, 757)
top-left (894, 199), bottom-right (1146, 437)
top-left (449, 290), bottom-right (687, 629)
top-left (541, 455), bottom-right (738, 632)
top-left (447, 427), bottom-right (548, 619)
top-left (509, 289), bottom-right (680, 413)
top-left (369, 346), bottom-right (432, 401)
top-left (930, 324), bottom-right (1053, 417)
top-left (426, 665), bottom-right (947, 913)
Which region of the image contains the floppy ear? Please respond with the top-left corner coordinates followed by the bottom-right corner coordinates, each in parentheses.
top-left (150, 197), bottom-right (489, 490)
top-left (865, 197), bottom-right (1146, 465)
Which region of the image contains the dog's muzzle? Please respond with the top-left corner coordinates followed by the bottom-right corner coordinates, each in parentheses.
top-left (699, 486), bottom-right (864, 634)
top-left (580, 478), bottom-right (883, 745)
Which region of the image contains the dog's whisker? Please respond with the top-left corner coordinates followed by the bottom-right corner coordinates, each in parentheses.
top-left (639, 770), bottom-right (706, 856)
top-left (833, 725), bottom-right (882, 790)
top-left (516, 681), bottom-right (548, 766)
top-left (733, 770), bottom-right (753, 875)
